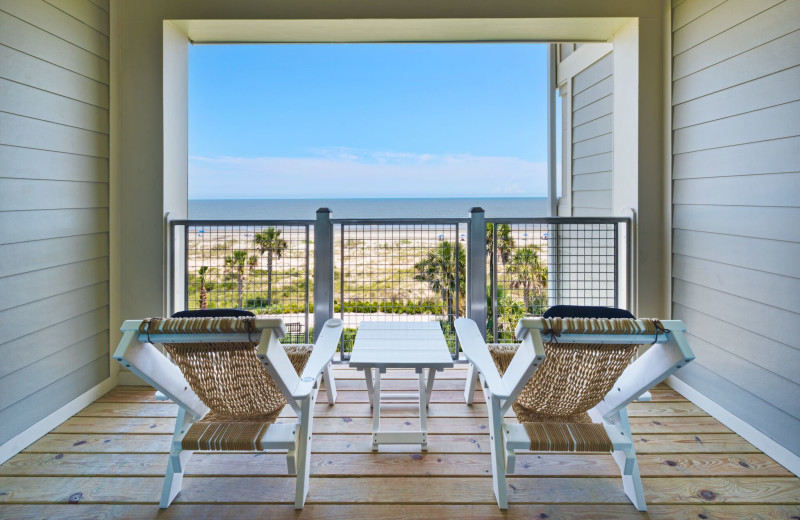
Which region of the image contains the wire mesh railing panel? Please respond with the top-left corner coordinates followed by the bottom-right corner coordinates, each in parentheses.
top-left (336, 222), bottom-right (466, 356)
top-left (185, 223), bottom-right (311, 344)
top-left (488, 220), bottom-right (622, 343)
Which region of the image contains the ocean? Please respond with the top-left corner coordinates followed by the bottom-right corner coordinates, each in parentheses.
top-left (189, 197), bottom-right (549, 220)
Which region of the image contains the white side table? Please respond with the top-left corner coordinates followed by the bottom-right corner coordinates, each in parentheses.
top-left (349, 321), bottom-right (454, 451)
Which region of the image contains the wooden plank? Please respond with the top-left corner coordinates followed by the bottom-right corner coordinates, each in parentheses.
top-left (0, 178), bottom-right (108, 211)
top-left (674, 65), bottom-right (800, 130)
top-left (571, 190), bottom-right (612, 210)
top-left (0, 257), bottom-right (109, 312)
top-left (672, 278), bottom-right (800, 349)
top-left (0, 77), bottom-right (109, 133)
top-left (0, 208), bottom-right (108, 245)
top-left (572, 76), bottom-right (613, 111)
top-left (0, 233), bottom-right (108, 278)
top-left (673, 101), bottom-right (800, 154)
top-left (87, 0), bottom-right (109, 12)
top-left (572, 133), bottom-right (612, 159)
top-left (572, 114), bottom-right (612, 143)
top-left (673, 136), bottom-right (800, 179)
top-left (0, 45), bottom-right (108, 108)
top-left (0, 112), bottom-right (109, 157)
top-left (332, 367), bottom-right (467, 380)
top-left (572, 53), bottom-right (613, 95)
top-left (1, 504), bottom-right (800, 520)
top-left (673, 1), bottom-right (800, 80)
top-left (673, 0), bottom-right (783, 56)
top-left (672, 255), bottom-right (800, 314)
top-left (673, 29), bottom-right (800, 104)
top-left (673, 204), bottom-right (800, 242)
top-left (0, 284), bottom-right (107, 346)
top-left (673, 228), bottom-right (800, 278)
top-left (0, 144), bottom-right (107, 182)
top-left (573, 152), bottom-right (612, 175)
top-left (673, 363), bottom-right (800, 456)
top-left (43, 0), bottom-right (109, 35)
top-left (572, 93), bottom-right (613, 126)
top-left (673, 172), bottom-right (800, 207)
top-left (0, 10), bottom-right (108, 83)
top-left (0, 356), bottom-right (109, 445)
top-left (672, 0), bottom-right (727, 31)
top-left (0, 0), bottom-right (109, 59)
top-left (633, 433), bottom-right (760, 454)
top-left (572, 171), bottom-right (611, 191)
top-left (0, 331), bottom-right (108, 411)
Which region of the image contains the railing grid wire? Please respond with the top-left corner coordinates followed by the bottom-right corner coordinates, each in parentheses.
top-left (184, 223), bottom-right (311, 344)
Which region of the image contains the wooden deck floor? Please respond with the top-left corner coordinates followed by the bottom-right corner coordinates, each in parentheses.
top-left (1, 364), bottom-right (798, 519)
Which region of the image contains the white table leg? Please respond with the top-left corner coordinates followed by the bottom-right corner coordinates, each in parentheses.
top-left (418, 370), bottom-right (428, 451)
top-left (425, 367), bottom-right (437, 408)
top-left (364, 367), bottom-right (374, 408)
top-left (371, 369), bottom-right (382, 451)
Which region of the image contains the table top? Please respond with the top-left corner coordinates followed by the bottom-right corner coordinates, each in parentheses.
top-left (349, 321), bottom-right (455, 370)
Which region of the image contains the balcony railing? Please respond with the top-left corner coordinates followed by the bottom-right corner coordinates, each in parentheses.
top-left (169, 209), bottom-right (630, 360)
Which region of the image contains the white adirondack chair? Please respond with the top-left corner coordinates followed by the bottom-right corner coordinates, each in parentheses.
top-left (455, 316), bottom-right (694, 511)
top-left (113, 316), bottom-right (343, 509)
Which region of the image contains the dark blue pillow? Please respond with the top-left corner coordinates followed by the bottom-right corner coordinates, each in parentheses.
top-left (170, 309), bottom-right (255, 318)
top-left (543, 305), bottom-right (634, 319)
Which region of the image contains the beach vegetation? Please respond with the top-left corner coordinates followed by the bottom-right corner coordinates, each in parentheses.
top-left (414, 241), bottom-right (466, 327)
top-left (507, 246), bottom-right (548, 315)
top-left (254, 227), bottom-right (289, 306)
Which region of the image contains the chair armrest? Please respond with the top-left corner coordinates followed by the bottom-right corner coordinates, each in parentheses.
top-left (454, 318), bottom-right (510, 399)
top-left (292, 319), bottom-right (344, 399)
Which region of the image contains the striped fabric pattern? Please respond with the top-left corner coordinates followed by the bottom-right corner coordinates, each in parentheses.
top-left (542, 317), bottom-right (663, 336)
top-left (138, 317), bottom-right (257, 335)
top-left (182, 420), bottom-right (275, 451)
top-left (522, 422), bottom-right (612, 452)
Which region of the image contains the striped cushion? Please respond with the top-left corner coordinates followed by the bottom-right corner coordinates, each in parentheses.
top-left (523, 422), bottom-right (612, 452)
top-left (138, 317), bottom-right (257, 334)
top-left (182, 419), bottom-right (276, 451)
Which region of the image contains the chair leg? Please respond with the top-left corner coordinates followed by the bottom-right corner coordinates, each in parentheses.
top-left (487, 396), bottom-right (508, 509)
top-left (322, 361), bottom-right (337, 405)
top-left (464, 362), bottom-right (478, 404)
top-left (608, 409), bottom-right (647, 512)
top-left (294, 396), bottom-right (314, 509)
top-left (160, 408), bottom-right (193, 508)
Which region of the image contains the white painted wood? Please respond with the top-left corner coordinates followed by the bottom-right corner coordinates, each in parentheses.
top-left (573, 114), bottom-right (612, 143)
top-left (673, 0), bottom-right (782, 55)
top-left (0, 144), bottom-right (107, 182)
top-left (573, 152), bottom-right (612, 174)
top-left (572, 76), bottom-right (613, 110)
top-left (0, 45), bottom-right (109, 107)
top-left (0, 112), bottom-right (109, 157)
top-left (0, 10), bottom-right (108, 82)
top-left (43, 0), bottom-right (109, 35)
top-left (0, 178), bottom-right (109, 211)
top-left (0, 78), bottom-right (109, 133)
top-left (572, 133), bottom-right (613, 159)
top-left (673, 204), bottom-right (800, 242)
top-left (572, 94), bottom-right (613, 126)
top-left (673, 29), bottom-right (800, 104)
top-left (0, 208), bottom-right (108, 244)
top-left (673, 136), bottom-right (800, 179)
top-left (0, 376), bottom-right (114, 465)
top-left (667, 374), bottom-right (800, 476)
top-left (673, 1), bottom-right (800, 79)
top-left (572, 190), bottom-right (612, 209)
top-left (294, 319), bottom-right (343, 398)
top-left (674, 172), bottom-right (800, 207)
top-left (572, 207), bottom-right (612, 217)
top-left (674, 228), bottom-right (800, 278)
top-left (572, 171), bottom-right (612, 191)
top-left (87, 0), bottom-right (109, 13)
top-left (672, 0), bottom-right (726, 30)
top-left (558, 46), bottom-right (613, 89)
top-left (454, 319), bottom-right (509, 398)
top-left (0, 0), bottom-right (109, 58)
top-left (674, 101), bottom-right (800, 154)
top-left (673, 255), bottom-right (800, 313)
top-left (572, 52), bottom-right (613, 94)
top-left (673, 66), bottom-right (800, 129)
top-left (0, 233), bottom-right (107, 278)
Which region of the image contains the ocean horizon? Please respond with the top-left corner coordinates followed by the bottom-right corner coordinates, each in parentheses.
top-left (189, 197), bottom-right (549, 220)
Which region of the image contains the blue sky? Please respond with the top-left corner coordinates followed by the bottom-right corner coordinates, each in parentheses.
top-left (189, 43), bottom-right (549, 199)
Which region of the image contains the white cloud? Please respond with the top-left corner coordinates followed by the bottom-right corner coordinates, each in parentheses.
top-left (189, 150), bottom-right (547, 199)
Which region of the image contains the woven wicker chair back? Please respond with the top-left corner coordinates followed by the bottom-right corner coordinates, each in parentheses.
top-left (489, 317), bottom-right (662, 423)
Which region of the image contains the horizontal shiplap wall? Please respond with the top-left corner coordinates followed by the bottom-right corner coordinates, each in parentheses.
top-left (0, 0), bottom-right (109, 445)
top-left (671, 0), bottom-right (800, 457)
top-left (572, 52), bottom-right (613, 216)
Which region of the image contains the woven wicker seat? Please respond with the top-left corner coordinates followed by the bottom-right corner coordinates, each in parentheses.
top-left (455, 316), bottom-right (695, 512)
top-left (114, 316), bottom-right (344, 509)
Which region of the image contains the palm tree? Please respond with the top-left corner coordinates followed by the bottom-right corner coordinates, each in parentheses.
top-left (507, 246), bottom-right (547, 314)
top-left (254, 228), bottom-right (288, 306)
top-left (414, 241), bottom-right (466, 326)
top-left (224, 250), bottom-right (258, 308)
top-left (486, 223), bottom-right (515, 265)
top-left (197, 266), bottom-right (215, 309)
